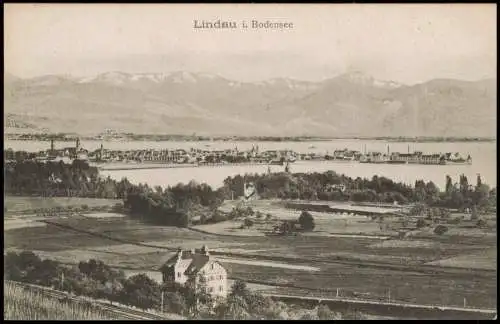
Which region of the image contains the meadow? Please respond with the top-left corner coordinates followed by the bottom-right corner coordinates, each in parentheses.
top-left (4, 196), bottom-right (121, 214)
top-left (4, 204), bottom-right (496, 310)
top-left (3, 281), bottom-right (125, 320)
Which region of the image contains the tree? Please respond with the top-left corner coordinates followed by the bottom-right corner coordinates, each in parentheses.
top-left (476, 218), bottom-right (488, 228)
top-left (184, 274), bottom-right (213, 316)
top-left (459, 174), bottom-right (469, 195)
top-left (246, 292), bottom-right (273, 317)
top-left (471, 205), bottom-right (479, 221)
top-left (317, 304), bottom-right (342, 320)
top-left (416, 218), bottom-right (427, 229)
top-left (102, 278), bottom-right (124, 304)
top-left (425, 181), bottom-right (440, 205)
top-left (120, 273), bottom-right (161, 310)
top-left (474, 184), bottom-right (491, 209)
top-left (434, 225), bottom-right (448, 236)
top-left (230, 280), bottom-right (250, 298)
top-left (301, 312), bottom-right (320, 320)
top-left (414, 180), bottom-right (427, 202)
top-left (243, 218), bottom-right (254, 228)
top-left (410, 203), bottom-right (427, 216)
top-left (445, 175), bottom-right (453, 194)
top-left (164, 291), bottom-right (187, 315)
top-left (216, 295), bottom-right (251, 320)
top-left (298, 211), bottom-right (315, 231)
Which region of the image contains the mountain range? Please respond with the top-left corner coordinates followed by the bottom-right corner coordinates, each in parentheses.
top-left (4, 71), bottom-right (496, 137)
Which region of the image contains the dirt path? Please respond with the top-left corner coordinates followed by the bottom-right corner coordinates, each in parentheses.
top-left (216, 257), bottom-right (320, 272)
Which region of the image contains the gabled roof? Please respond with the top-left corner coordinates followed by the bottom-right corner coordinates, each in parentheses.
top-left (162, 250), bottom-right (211, 276)
top-left (184, 254), bottom-right (210, 276)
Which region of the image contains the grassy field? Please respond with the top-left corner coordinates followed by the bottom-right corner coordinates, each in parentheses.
top-left (198, 200), bottom-right (401, 237)
top-left (4, 207), bottom-right (497, 310)
top-left (198, 200), bottom-right (496, 243)
top-left (4, 196), bottom-right (121, 213)
top-left (3, 281), bottom-right (124, 320)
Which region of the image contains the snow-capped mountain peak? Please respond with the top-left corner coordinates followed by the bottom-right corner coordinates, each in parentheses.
top-left (77, 71), bottom-right (226, 85)
top-left (338, 71), bottom-right (403, 89)
top-left (80, 71), bottom-right (132, 85)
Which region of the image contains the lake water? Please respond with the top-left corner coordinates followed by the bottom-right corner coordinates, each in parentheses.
top-left (5, 139), bottom-right (497, 190)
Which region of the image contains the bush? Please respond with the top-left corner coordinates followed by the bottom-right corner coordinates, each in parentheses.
top-left (434, 225), bottom-right (448, 235)
top-left (120, 274), bottom-right (161, 310)
top-left (244, 218), bottom-right (254, 228)
top-left (255, 211), bottom-right (263, 219)
top-left (317, 304), bottom-right (342, 320)
top-left (476, 219), bottom-right (488, 228)
top-left (164, 291), bottom-right (187, 315)
top-left (213, 212), bottom-right (228, 223)
top-left (265, 214), bottom-right (272, 221)
top-left (298, 211), bottom-right (315, 231)
top-left (410, 203), bottom-right (427, 216)
top-left (416, 218), bottom-right (427, 229)
top-left (447, 217), bottom-right (462, 225)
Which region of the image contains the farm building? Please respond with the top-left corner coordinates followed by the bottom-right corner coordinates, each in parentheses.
top-left (160, 245), bottom-right (228, 299)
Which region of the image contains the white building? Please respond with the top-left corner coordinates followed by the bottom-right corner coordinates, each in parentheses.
top-left (160, 245), bottom-right (228, 299)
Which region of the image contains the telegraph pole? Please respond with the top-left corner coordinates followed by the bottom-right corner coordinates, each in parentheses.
top-left (161, 290), bottom-right (164, 313)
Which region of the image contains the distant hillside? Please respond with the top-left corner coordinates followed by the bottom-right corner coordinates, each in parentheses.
top-left (3, 71), bottom-right (496, 137)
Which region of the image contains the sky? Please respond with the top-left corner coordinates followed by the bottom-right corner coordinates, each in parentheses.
top-left (4, 3), bottom-right (497, 84)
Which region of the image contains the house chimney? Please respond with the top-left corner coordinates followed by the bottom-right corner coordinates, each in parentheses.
top-left (176, 248), bottom-right (183, 261)
top-left (201, 245), bottom-right (209, 256)
top-left (191, 248), bottom-right (196, 255)
top-left (50, 139), bottom-right (55, 152)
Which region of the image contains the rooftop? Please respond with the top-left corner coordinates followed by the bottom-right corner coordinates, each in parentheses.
top-left (162, 245), bottom-right (212, 276)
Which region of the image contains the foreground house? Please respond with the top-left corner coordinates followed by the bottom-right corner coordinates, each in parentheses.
top-left (160, 245), bottom-right (228, 299)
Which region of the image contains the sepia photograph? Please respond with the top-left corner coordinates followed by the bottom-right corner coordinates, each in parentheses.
top-left (3, 3), bottom-right (497, 320)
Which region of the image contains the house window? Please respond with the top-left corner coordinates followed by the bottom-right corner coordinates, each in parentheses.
top-left (208, 287), bottom-right (213, 293)
top-left (177, 272), bottom-right (181, 278)
top-left (219, 286), bottom-right (223, 292)
top-left (211, 263), bottom-right (214, 270)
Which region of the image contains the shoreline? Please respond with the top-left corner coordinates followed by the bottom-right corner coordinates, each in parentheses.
top-left (5, 136), bottom-right (496, 143)
top-left (95, 159), bottom-right (472, 171)
top-left (95, 162), bottom-right (272, 171)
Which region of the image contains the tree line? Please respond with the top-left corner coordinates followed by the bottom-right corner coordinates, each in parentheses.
top-left (4, 251), bottom-right (359, 320)
top-left (220, 171), bottom-right (496, 211)
top-left (5, 160), bottom-right (496, 228)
